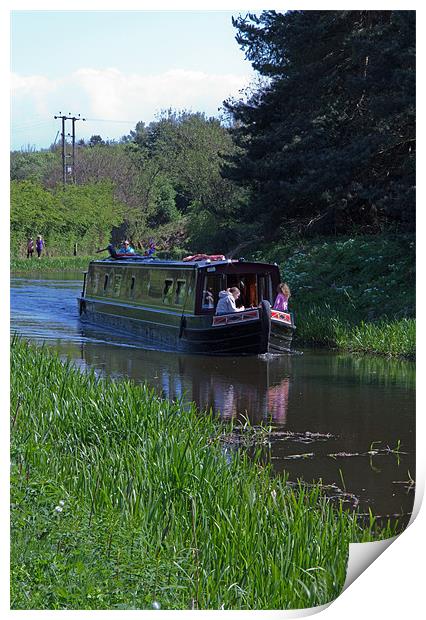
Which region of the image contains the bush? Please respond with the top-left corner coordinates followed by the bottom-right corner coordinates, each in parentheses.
top-left (11, 180), bottom-right (125, 257)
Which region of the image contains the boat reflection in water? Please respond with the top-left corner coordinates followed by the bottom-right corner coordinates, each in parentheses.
top-left (73, 326), bottom-right (293, 426)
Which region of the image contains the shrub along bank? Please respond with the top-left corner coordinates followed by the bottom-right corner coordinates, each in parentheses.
top-left (11, 339), bottom-right (396, 610)
top-left (249, 234), bottom-right (415, 358)
top-left (10, 180), bottom-right (125, 257)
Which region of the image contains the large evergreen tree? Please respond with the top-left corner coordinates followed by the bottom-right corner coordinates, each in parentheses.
top-left (223, 10), bottom-right (415, 236)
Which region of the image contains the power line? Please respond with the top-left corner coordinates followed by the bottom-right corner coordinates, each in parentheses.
top-left (11, 114), bottom-right (51, 127)
top-left (13, 121), bottom-right (56, 133)
top-left (84, 117), bottom-right (139, 124)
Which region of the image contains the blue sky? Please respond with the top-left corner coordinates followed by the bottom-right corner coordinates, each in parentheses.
top-left (11, 10), bottom-right (258, 150)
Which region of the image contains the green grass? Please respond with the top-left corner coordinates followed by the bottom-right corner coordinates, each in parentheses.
top-left (10, 339), bottom-right (397, 610)
top-left (293, 303), bottom-right (415, 359)
top-left (249, 234), bottom-right (415, 358)
top-left (11, 255), bottom-right (98, 272)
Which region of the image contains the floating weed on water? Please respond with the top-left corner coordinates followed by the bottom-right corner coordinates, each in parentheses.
top-left (216, 415), bottom-right (272, 448)
top-left (392, 470), bottom-right (415, 493)
top-left (328, 446), bottom-right (408, 459)
top-left (272, 430), bottom-right (335, 444)
top-left (281, 452), bottom-right (315, 460)
top-left (286, 480), bottom-right (359, 510)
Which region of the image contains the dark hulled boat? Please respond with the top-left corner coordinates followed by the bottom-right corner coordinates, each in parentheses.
top-left (78, 252), bottom-right (295, 355)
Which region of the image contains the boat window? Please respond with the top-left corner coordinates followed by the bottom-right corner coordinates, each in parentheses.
top-left (257, 274), bottom-right (273, 303)
top-left (202, 274), bottom-right (224, 311)
top-left (226, 274), bottom-right (258, 308)
top-left (175, 279), bottom-right (187, 305)
top-left (103, 274), bottom-right (109, 291)
top-left (90, 271), bottom-right (100, 294)
top-left (113, 273), bottom-right (122, 297)
top-left (163, 279), bottom-right (174, 303)
top-left (137, 270), bottom-right (150, 299)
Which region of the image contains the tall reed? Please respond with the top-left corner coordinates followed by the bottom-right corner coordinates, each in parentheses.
top-left (294, 303), bottom-right (415, 359)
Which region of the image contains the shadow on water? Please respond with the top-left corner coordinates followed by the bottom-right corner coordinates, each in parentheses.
top-left (11, 272), bottom-right (415, 527)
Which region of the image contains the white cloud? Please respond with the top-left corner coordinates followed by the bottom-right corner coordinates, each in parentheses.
top-left (73, 66), bottom-right (251, 119)
top-left (11, 66), bottom-right (253, 147)
top-left (11, 72), bottom-right (58, 118)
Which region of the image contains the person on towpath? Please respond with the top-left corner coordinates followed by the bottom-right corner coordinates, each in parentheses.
top-left (26, 238), bottom-right (34, 258)
top-left (35, 235), bottom-right (44, 259)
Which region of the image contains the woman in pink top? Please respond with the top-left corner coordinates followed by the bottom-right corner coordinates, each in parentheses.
top-left (273, 282), bottom-right (291, 311)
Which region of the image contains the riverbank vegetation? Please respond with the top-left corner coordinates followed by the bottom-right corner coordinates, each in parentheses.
top-left (10, 255), bottom-right (98, 272)
top-left (249, 234), bottom-right (415, 358)
top-left (11, 339), bottom-right (397, 610)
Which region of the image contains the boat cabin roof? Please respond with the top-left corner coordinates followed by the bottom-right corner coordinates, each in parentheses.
top-left (91, 256), bottom-right (278, 273)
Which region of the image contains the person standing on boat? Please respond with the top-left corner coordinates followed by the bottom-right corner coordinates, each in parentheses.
top-left (26, 237), bottom-right (34, 258)
top-left (119, 240), bottom-right (135, 254)
top-left (35, 235), bottom-right (44, 259)
top-left (215, 287), bottom-right (245, 315)
top-left (273, 283), bottom-right (291, 311)
top-left (144, 238), bottom-right (156, 256)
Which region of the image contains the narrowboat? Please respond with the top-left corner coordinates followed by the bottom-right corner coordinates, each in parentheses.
top-left (77, 249), bottom-right (295, 355)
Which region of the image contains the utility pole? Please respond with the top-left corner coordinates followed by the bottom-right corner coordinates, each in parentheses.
top-left (54, 112), bottom-right (86, 185)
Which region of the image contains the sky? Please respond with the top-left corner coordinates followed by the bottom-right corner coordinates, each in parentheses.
top-left (10, 9), bottom-right (258, 150)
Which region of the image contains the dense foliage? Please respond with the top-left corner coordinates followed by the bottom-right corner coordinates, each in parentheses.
top-left (223, 10), bottom-right (415, 239)
top-left (249, 233), bottom-right (415, 357)
top-left (251, 234), bottom-right (415, 320)
top-left (11, 180), bottom-right (124, 256)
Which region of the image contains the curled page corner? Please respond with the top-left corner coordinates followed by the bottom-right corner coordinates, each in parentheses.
top-left (344, 536), bottom-right (397, 591)
top-left (343, 479), bottom-right (423, 593)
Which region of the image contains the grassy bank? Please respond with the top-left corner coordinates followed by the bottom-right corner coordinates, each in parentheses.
top-left (249, 234), bottom-right (415, 358)
top-left (11, 340), bottom-right (396, 610)
top-left (11, 255), bottom-right (98, 272)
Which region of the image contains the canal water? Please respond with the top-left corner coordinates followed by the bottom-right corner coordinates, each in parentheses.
top-left (11, 272), bottom-right (415, 526)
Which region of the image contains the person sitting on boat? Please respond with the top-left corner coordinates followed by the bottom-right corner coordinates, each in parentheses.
top-left (202, 288), bottom-right (215, 309)
top-left (119, 240), bottom-right (135, 254)
top-left (273, 282), bottom-right (291, 311)
top-left (144, 238), bottom-right (156, 256)
top-left (215, 287), bottom-right (245, 315)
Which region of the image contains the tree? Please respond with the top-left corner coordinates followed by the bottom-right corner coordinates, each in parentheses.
top-left (223, 10), bottom-right (415, 236)
top-left (10, 180), bottom-right (59, 253)
top-left (89, 135), bottom-right (105, 146)
top-left (10, 150), bottom-right (59, 184)
top-left (123, 110), bottom-right (245, 251)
